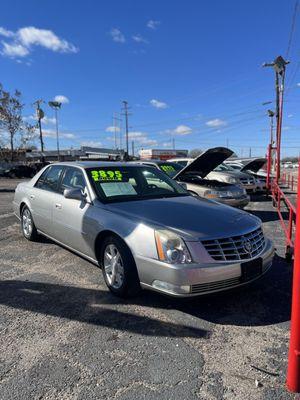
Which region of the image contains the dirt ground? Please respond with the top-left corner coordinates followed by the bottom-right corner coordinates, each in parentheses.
top-left (0, 178), bottom-right (297, 399)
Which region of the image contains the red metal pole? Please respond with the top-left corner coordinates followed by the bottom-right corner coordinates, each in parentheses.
top-left (287, 162), bottom-right (300, 392)
top-left (266, 144), bottom-right (272, 191)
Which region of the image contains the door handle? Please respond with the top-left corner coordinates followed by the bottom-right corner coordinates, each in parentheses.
top-left (55, 203), bottom-right (62, 209)
top-left (30, 194), bottom-right (35, 199)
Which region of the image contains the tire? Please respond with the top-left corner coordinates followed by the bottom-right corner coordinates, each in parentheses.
top-left (21, 206), bottom-right (39, 241)
top-left (100, 235), bottom-right (141, 298)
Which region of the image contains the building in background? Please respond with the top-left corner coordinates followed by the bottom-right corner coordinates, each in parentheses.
top-left (139, 149), bottom-right (188, 161)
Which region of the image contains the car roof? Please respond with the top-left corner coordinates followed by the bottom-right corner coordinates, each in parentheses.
top-left (46, 161), bottom-right (146, 169)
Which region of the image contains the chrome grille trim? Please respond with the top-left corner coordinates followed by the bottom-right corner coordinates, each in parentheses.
top-left (240, 177), bottom-right (255, 185)
top-left (202, 227), bottom-right (265, 261)
top-left (191, 277), bottom-right (240, 294)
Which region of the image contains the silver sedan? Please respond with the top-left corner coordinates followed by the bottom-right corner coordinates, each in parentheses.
top-left (13, 162), bottom-right (274, 298)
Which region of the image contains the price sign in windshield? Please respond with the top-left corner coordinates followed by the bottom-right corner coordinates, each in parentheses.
top-left (91, 170), bottom-right (123, 182)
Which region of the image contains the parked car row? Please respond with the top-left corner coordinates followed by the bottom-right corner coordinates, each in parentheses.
top-left (0, 162), bottom-right (49, 178)
top-left (13, 156), bottom-right (274, 299)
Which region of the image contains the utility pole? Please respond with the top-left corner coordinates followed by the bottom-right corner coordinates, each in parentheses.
top-left (33, 99), bottom-right (45, 153)
top-left (48, 101), bottom-right (62, 161)
top-left (263, 56), bottom-right (289, 184)
top-left (172, 138), bottom-right (175, 150)
top-left (249, 147), bottom-right (252, 157)
top-left (112, 112), bottom-right (121, 149)
top-left (131, 141), bottom-right (135, 157)
top-left (122, 101), bottom-right (131, 156)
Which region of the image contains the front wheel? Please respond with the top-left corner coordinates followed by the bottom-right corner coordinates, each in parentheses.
top-left (100, 236), bottom-right (141, 298)
top-left (21, 206), bottom-right (39, 241)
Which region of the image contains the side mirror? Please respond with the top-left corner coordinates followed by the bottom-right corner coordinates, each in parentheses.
top-left (63, 188), bottom-right (86, 201)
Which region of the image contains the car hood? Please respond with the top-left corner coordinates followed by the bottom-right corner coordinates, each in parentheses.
top-left (174, 147), bottom-right (234, 179)
top-left (106, 195), bottom-right (260, 240)
top-left (240, 158), bottom-right (267, 173)
top-left (208, 170), bottom-right (252, 179)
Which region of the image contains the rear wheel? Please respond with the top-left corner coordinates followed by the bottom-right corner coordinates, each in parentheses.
top-left (100, 236), bottom-right (141, 297)
top-left (21, 206), bottom-right (38, 241)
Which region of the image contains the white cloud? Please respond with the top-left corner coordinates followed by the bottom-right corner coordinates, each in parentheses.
top-left (172, 125), bottom-right (192, 135)
top-left (110, 28), bottom-right (125, 43)
top-left (42, 128), bottom-right (75, 139)
top-left (147, 20), bottom-right (161, 30)
top-left (132, 34), bottom-right (148, 44)
top-left (205, 118), bottom-right (227, 128)
top-left (106, 125), bottom-right (120, 132)
top-left (125, 131), bottom-right (158, 147)
top-left (54, 95), bottom-right (69, 104)
top-left (297, 83), bottom-right (300, 87)
top-left (80, 140), bottom-right (102, 148)
top-left (150, 99), bottom-right (168, 109)
top-left (0, 26), bottom-right (78, 59)
top-left (288, 114), bottom-right (293, 118)
top-left (0, 27), bottom-right (15, 38)
top-left (2, 42), bottom-right (29, 57)
top-left (24, 114), bottom-right (56, 125)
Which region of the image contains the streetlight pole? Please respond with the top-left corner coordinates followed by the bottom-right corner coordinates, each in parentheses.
top-left (48, 101), bottom-right (62, 161)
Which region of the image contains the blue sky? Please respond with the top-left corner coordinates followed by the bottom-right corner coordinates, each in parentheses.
top-left (1, 0), bottom-right (300, 157)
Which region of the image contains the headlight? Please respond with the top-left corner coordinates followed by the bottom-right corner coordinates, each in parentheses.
top-left (154, 229), bottom-right (193, 264)
top-left (226, 177), bottom-right (239, 184)
top-left (204, 190), bottom-right (221, 199)
top-left (204, 190), bottom-right (232, 198)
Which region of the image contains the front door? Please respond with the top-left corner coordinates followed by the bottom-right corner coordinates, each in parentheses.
top-left (52, 167), bottom-right (94, 258)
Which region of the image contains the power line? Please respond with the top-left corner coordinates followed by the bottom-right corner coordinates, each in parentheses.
top-left (286, 0), bottom-right (299, 58)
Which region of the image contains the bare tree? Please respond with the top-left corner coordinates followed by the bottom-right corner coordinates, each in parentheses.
top-left (0, 84), bottom-right (24, 161)
top-left (19, 122), bottom-right (38, 149)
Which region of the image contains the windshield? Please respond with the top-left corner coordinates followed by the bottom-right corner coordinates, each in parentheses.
top-left (214, 163), bottom-right (235, 172)
top-left (158, 162), bottom-right (183, 178)
top-left (87, 166), bottom-right (189, 202)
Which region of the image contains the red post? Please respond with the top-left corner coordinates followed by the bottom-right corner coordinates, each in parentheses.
top-left (266, 144), bottom-right (272, 191)
top-left (287, 162), bottom-right (300, 392)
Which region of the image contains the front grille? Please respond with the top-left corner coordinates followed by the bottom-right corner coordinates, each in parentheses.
top-left (191, 277), bottom-right (240, 294)
top-left (240, 177), bottom-right (255, 185)
top-left (202, 227), bottom-right (265, 261)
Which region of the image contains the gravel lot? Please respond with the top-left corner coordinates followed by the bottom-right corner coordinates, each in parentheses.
top-left (0, 178), bottom-right (297, 399)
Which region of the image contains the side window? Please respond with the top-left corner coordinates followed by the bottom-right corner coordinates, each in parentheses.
top-left (36, 165), bottom-right (64, 192)
top-left (35, 168), bottom-right (50, 189)
top-left (60, 167), bottom-right (87, 194)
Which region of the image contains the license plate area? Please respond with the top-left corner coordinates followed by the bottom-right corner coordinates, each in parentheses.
top-left (241, 258), bottom-right (262, 282)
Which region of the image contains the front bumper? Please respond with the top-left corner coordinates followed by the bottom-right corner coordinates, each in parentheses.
top-left (217, 195), bottom-right (250, 208)
top-left (136, 239), bottom-right (274, 297)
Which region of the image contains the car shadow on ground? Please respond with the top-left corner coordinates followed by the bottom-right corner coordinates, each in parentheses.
top-left (0, 279), bottom-right (209, 339)
top-left (0, 255), bottom-right (292, 331)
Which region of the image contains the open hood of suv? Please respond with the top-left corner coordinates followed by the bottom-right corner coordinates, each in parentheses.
top-left (240, 158), bottom-right (266, 173)
top-left (174, 147), bottom-right (234, 179)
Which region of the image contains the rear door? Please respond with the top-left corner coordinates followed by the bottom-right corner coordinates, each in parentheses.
top-left (30, 165), bottom-right (65, 235)
top-left (52, 166), bottom-right (94, 257)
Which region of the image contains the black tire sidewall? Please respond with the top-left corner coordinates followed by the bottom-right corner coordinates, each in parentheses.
top-left (100, 235), bottom-right (140, 297)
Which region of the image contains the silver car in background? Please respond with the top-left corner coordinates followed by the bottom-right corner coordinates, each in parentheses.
top-left (13, 162), bottom-right (274, 298)
top-left (169, 148), bottom-right (257, 193)
top-left (225, 158), bottom-right (268, 191)
top-left (135, 149), bottom-right (249, 208)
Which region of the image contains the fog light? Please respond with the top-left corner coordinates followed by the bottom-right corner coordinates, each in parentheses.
top-left (152, 280), bottom-right (191, 294)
